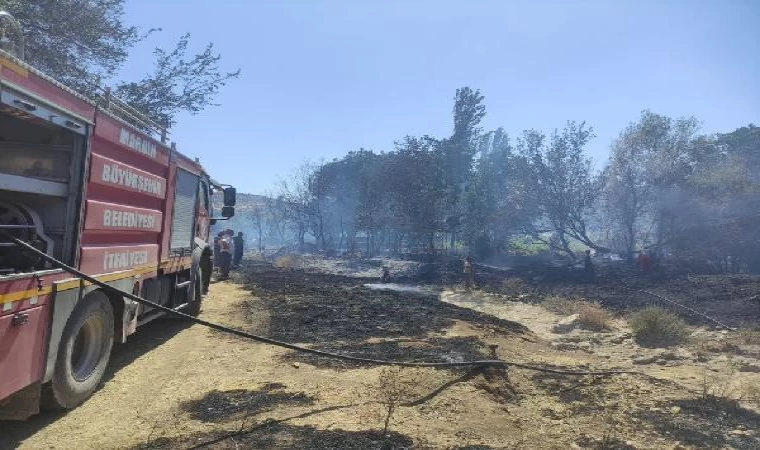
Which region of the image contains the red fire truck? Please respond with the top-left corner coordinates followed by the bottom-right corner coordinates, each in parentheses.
top-left (0, 34), bottom-right (235, 418)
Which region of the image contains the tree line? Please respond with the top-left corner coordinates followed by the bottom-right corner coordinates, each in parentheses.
top-left (254, 88), bottom-right (758, 273)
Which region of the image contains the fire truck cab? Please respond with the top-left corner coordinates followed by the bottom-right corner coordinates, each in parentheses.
top-left (0, 37), bottom-right (234, 419)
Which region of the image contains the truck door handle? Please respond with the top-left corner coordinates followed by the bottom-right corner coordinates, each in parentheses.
top-left (11, 313), bottom-right (29, 327)
top-left (33, 275), bottom-right (44, 291)
top-left (13, 99), bottom-right (37, 111)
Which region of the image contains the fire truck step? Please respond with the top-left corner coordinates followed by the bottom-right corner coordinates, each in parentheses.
top-left (175, 280), bottom-right (191, 289)
top-left (136, 302), bottom-right (189, 326)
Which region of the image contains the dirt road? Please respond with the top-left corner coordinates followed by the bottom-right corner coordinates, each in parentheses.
top-left (2, 279), bottom-right (277, 449)
top-left (2, 263), bottom-right (759, 449)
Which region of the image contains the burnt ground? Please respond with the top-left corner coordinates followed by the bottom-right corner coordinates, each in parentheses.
top-left (4, 256), bottom-right (760, 449)
top-left (472, 259), bottom-right (760, 329)
top-left (232, 266), bottom-right (532, 370)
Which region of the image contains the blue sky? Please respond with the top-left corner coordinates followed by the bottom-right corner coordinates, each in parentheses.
top-left (120, 0), bottom-right (759, 194)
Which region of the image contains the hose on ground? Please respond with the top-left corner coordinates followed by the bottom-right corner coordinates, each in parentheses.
top-left (618, 284), bottom-right (736, 331)
top-left (4, 233), bottom-right (636, 376)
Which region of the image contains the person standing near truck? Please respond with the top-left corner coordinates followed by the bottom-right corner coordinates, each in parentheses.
top-left (233, 231), bottom-right (244, 267)
top-left (218, 230), bottom-right (233, 280)
top-left (213, 231), bottom-right (222, 270)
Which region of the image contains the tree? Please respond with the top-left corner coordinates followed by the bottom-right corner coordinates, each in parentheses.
top-left (277, 164), bottom-right (315, 250)
top-left (248, 207), bottom-right (265, 252)
top-left (2, 0), bottom-right (141, 91)
top-left (264, 193), bottom-right (290, 246)
top-left (602, 111), bottom-right (700, 258)
top-left (441, 87), bottom-right (486, 248)
top-left (114, 34), bottom-right (239, 128)
top-left (2, 1), bottom-right (238, 128)
top-left (386, 136), bottom-right (445, 252)
top-left (667, 124), bottom-right (760, 272)
top-left (463, 128), bottom-right (511, 257)
top-left (520, 122), bottom-right (604, 258)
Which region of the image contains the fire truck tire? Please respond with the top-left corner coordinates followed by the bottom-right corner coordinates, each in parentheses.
top-left (187, 267), bottom-right (203, 317)
top-left (42, 292), bottom-right (114, 409)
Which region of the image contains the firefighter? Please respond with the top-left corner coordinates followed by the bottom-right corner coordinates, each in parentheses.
top-left (463, 256), bottom-right (474, 288)
top-left (637, 251), bottom-right (653, 273)
top-left (380, 266), bottom-right (391, 283)
top-left (218, 230), bottom-right (233, 280)
top-left (233, 231), bottom-right (244, 267)
top-left (584, 249), bottom-right (596, 282)
top-left (213, 232), bottom-right (222, 270)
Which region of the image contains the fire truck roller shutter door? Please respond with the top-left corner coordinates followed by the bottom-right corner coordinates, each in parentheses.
top-left (170, 169), bottom-right (199, 252)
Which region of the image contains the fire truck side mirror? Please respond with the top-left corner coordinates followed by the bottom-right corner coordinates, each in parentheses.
top-left (223, 187), bottom-right (236, 206)
top-left (221, 206), bottom-right (235, 218)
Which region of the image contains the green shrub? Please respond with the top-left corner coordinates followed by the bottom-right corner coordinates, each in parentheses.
top-left (629, 306), bottom-right (689, 347)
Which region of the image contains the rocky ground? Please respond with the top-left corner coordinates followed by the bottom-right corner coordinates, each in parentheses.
top-left (2, 256), bottom-right (759, 449)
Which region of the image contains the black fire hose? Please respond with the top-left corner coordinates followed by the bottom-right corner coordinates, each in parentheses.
top-left (3, 233), bottom-right (637, 376)
top-left (618, 284), bottom-right (736, 332)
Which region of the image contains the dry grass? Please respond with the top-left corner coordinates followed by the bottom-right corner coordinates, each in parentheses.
top-left (733, 327), bottom-right (760, 346)
top-left (542, 296), bottom-right (612, 331)
top-left (576, 302), bottom-right (613, 331)
top-left (629, 306), bottom-right (689, 347)
top-left (274, 255), bottom-right (300, 268)
top-left (366, 368), bottom-right (430, 437)
top-left (542, 296), bottom-right (577, 315)
top-left (699, 361), bottom-right (760, 409)
top-left (501, 277), bottom-right (530, 296)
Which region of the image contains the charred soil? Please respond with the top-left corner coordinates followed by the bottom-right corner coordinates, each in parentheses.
top-left (2, 257), bottom-right (759, 449)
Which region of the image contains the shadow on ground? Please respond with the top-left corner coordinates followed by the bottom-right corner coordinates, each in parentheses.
top-left (637, 398), bottom-right (760, 448)
top-left (0, 319), bottom-right (192, 450)
top-left (181, 383), bottom-right (315, 422)
top-left (136, 422), bottom-right (415, 450)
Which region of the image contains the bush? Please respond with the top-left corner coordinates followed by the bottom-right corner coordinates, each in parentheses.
top-left (576, 302), bottom-right (612, 331)
top-left (542, 297), bottom-right (612, 330)
top-left (629, 306), bottom-right (689, 347)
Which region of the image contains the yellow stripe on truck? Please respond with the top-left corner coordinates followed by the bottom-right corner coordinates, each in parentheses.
top-left (0, 286), bottom-right (53, 304)
top-left (0, 264), bottom-right (157, 305)
top-left (0, 55), bottom-right (29, 78)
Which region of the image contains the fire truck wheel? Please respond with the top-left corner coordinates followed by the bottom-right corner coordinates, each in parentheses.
top-left (187, 267), bottom-right (203, 317)
top-left (43, 292), bottom-right (114, 409)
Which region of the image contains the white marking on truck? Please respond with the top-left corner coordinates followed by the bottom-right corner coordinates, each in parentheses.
top-left (103, 250), bottom-right (149, 271)
top-left (103, 209), bottom-right (156, 229)
top-left (119, 128), bottom-right (157, 158)
top-left (101, 163), bottom-right (163, 196)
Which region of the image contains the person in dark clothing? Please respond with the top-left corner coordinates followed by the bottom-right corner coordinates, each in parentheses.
top-left (380, 266), bottom-right (391, 283)
top-left (637, 251), bottom-right (653, 273)
top-left (583, 249), bottom-right (595, 282)
top-left (213, 232), bottom-right (222, 270)
top-left (233, 232), bottom-right (244, 267)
